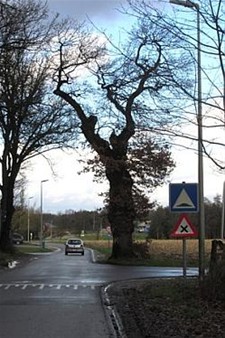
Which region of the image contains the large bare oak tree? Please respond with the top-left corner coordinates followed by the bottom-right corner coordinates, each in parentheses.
top-left (53, 4), bottom-right (192, 259)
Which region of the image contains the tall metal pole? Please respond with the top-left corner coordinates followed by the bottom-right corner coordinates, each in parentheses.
top-left (27, 196), bottom-right (33, 242)
top-left (221, 182), bottom-right (225, 239)
top-left (40, 180), bottom-right (48, 248)
top-left (170, 0), bottom-right (205, 280)
top-left (196, 7), bottom-right (205, 280)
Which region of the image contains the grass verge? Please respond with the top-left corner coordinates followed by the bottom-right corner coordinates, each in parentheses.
top-left (0, 243), bottom-right (54, 268)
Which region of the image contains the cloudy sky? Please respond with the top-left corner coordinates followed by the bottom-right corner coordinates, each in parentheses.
top-left (47, 0), bottom-right (126, 23)
top-left (26, 0), bottom-right (225, 214)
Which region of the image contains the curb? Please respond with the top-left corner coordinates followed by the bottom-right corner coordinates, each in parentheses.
top-left (89, 248), bottom-right (126, 337)
top-left (101, 283), bottom-right (127, 338)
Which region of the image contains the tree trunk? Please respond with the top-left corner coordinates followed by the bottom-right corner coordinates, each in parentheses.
top-left (106, 163), bottom-right (136, 259)
top-left (0, 178), bottom-right (15, 252)
top-left (202, 240), bottom-right (225, 300)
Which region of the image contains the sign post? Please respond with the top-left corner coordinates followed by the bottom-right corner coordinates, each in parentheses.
top-left (183, 239), bottom-right (187, 277)
top-left (169, 183), bottom-right (200, 278)
top-left (170, 213), bottom-right (198, 277)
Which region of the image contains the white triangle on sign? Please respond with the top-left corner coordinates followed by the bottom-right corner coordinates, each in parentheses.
top-left (173, 188), bottom-right (194, 209)
top-left (174, 218), bottom-right (195, 235)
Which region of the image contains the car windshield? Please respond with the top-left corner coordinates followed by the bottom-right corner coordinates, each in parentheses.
top-left (68, 240), bottom-right (81, 245)
top-left (13, 234), bottom-right (22, 238)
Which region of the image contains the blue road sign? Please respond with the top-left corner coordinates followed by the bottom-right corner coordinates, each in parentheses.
top-left (169, 183), bottom-right (199, 213)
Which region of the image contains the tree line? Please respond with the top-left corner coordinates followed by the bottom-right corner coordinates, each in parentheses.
top-left (12, 207), bottom-right (110, 240)
top-left (12, 194), bottom-right (223, 241)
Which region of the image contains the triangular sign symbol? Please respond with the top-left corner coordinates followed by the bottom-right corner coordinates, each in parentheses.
top-left (173, 188), bottom-right (195, 209)
top-left (170, 214), bottom-right (198, 238)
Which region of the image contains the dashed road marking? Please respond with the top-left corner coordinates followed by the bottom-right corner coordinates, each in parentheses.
top-left (0, 283), bottom-right (98, 291)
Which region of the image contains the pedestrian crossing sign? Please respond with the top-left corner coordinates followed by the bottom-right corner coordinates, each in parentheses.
top-left (170, 214), bottom-right (198, 238)
top-left (169, 183), bottom-right (198, 213)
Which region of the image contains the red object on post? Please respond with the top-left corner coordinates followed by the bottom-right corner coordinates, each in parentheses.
top-left (170, 213), bottom-right (198, 238)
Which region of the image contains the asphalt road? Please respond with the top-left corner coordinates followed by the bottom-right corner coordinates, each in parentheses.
top-left (0, 245), bottom-right (198, 338)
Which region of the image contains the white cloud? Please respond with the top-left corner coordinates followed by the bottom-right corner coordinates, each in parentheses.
top-left (26, 149), bottom-right (107, 213)
top-left (25, 140), bottom-right (225, 214)
top-left (154, 149), bottom-right (224, 207)
top-left (47, 0), bottom-right (125, 23)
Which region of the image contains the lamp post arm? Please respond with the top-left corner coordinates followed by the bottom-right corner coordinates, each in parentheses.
top-left (170, 0), bottom-right (199, 10)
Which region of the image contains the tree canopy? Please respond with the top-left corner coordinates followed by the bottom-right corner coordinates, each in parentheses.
top-left (0, 0), bottom-right (79, 251)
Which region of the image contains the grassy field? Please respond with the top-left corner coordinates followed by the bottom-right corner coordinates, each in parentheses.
top-left (86, 238), bottom-right (212, 267)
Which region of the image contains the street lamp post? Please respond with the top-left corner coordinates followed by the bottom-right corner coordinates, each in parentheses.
top-left (170, 0), bottom-right (205, 280)
top-left (27, 196), bottom-right (33, 242)
top-left (40, 179), bottom-right (48, 248)
top-left (221, 182), bottom-right (225, 239)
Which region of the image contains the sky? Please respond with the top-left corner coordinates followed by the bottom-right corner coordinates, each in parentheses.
top-left (47, 0), bottom-right (126, 25)
top-left (26, 0), bottom-right (225, 214)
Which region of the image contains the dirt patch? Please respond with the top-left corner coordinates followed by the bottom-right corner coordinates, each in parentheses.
top-left (107, 278), bottom-right (225, 338)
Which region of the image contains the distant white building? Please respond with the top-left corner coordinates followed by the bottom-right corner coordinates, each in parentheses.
top-left (136, 221), bottom-right (151, 233)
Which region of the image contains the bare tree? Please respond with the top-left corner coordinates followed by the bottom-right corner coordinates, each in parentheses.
top-left (53, 5), bottom-right (191, 259)
top-left (0, 0), bottom-right (79, 251)
top-left (128, 0), bottom-right (225, 171)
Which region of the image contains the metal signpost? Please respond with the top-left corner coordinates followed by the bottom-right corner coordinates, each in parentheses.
top-left (170, 213), bottom-right (198, 277)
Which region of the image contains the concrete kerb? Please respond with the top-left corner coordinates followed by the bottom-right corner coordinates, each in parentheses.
top-left (101, 283), bottom-right (127, 338)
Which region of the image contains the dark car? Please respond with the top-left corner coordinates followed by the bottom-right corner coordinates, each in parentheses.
top-left (12, 233), bottom-right (24, 245)
top-left (65, 239), bottom-right (84, 256)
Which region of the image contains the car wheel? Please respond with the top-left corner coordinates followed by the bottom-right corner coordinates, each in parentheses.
top-left (65, 251), bottom-right (68, 255)
top-left (81, 252), bottom-right (84, 256)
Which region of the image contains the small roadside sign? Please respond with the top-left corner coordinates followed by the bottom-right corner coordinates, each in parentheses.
top-left (169, 183), bottom-right (198, 213)
top-left (170, 214), bottom-right (198, 238)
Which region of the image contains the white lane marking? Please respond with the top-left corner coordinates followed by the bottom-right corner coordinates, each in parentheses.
top-left (0, 283), bottom-right (100, 290)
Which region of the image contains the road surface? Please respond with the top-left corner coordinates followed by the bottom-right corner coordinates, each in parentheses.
top-left (0, 245), bottom-right (198, 338)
